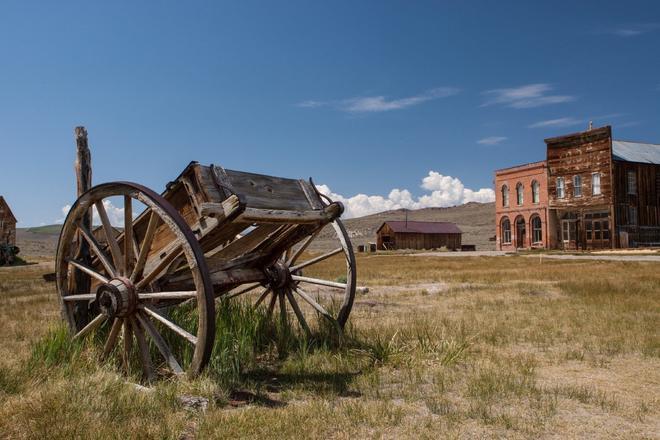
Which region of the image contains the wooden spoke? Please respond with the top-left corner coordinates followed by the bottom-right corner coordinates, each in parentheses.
top-left (290, 247), bottom-right (344, 272)
top-left (291, 274), bottom-right (346, 290)
top-left (73, 313), bottom-right (107, 340)
top-left (137, 291), bottom-right (197, 300)
top-left (124, 195), bottom-right (134, 275)
top-left (122, 319), bottom-right (133, 371)
top-left (285, 288), bottom-right (311, 336)
top-left (131, 317), bottom-right (156, 382)
top-left (102, 318), bottom-right (123, 359)
top-left (95, 200), bottom-right (125, 275)
top-left (141, 306), bottom-right (197, 346)
top-left (286, 230), bottom-right (319, 265)
top-left (292, 286), bottom-right (335, 321)
top-left (62, 293), bottom-right (96, 302)
top-left (135, 244), bottom-right (183, 290)
top-left (267, 291), bottom-right (277, 317)
top-left (77, 222), bottom-right (116, 278)
top-left (225, 282), bottom-right (262, 300)
top-left (130, 210), bottom-right (160, 283)
top-left (136, 312), bottom-right (183, 374)
top-left (278, 289), bottom-right (288, 327)
top-left (255, 287), bottom-right (272, 307)
top-left (67, 259), bottom-right (109, 284)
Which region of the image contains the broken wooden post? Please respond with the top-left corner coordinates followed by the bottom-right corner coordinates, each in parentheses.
top-left (75, 126), bottom-right (92, 202)
top-left (73, 126), bottom-right (92, 323)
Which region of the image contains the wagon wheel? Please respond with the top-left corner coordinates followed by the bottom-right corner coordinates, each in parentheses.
top-left (55, 182), bottom-right (215, 380)
top-left (227, 217), bottom-right (356, 334)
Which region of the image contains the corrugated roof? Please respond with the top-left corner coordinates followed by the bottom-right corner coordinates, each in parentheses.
top-left (380, 221), bottom-right (462, 234)
top-left (612, 140), bottom-right (660, 164)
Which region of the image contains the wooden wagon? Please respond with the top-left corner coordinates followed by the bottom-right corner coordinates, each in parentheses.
top-left (56, 153), bottom-right (359, 380)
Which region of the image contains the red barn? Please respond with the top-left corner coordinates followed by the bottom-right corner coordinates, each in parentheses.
top-left (376, 221), bottom-right (462, 250)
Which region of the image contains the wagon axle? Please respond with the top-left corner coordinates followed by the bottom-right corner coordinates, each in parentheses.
top-left (96, 277), bottom-right (138, 319)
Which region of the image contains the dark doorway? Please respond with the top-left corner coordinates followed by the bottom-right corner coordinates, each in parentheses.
top-left (515, 217), bottom-right (526, 248)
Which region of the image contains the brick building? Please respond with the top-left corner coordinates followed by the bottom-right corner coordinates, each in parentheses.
top-left (495, 125), bottom-right (660, 250)
top-left (494, 161), bottom-right (551, 250)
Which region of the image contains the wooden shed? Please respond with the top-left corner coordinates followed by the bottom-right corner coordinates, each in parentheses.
top-left (0, 196), bottom-right (17, 246)
top-left (376, 221), bottom-right (462, 250)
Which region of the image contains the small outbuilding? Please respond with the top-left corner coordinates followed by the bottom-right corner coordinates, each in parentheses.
top-left (0, 196), bottom-right (17, 246)
top-left (376, 220), bottom-right (462, 250)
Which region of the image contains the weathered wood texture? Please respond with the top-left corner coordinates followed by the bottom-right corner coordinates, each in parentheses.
top-left (544, 125), bottom-right (660, 249)
top-left (545, 127), bottom-right (614, 250)
top-left (546, 127), bottom-right (613, 209)
top-left (613, 160), bottom-right (660, 245)
top-left (0, 196), bottom-right (17, 246)
top-left (376, 223), bottom-right (462, 250)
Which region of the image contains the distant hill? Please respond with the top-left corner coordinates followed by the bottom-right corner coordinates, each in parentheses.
top-left (315, 202), bottom-right (496, 251)
top-left (22, 224), bottom-right (63, 235)
top-left (16, 224), bottom-right (62, 257)
top-left (15, 202), bottom-right (496, 257)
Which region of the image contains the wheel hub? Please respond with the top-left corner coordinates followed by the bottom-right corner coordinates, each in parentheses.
top-left (265, 261), bottom-right (291, 289)
top-left (96, 277), bottom-right (138, 318)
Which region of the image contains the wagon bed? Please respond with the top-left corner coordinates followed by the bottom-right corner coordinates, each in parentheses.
top-left (56, 157), bottom-right (358, 380)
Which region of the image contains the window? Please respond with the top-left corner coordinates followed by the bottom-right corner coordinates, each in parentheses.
top-left (573, 175), bottom-right (582, 197)
top-left (628, 206), bottom-right (638, 225)
top-left (531, 216), bottom-right (542, 244)
top-left (557, 177), bottom-right (565, 199)
top-left (592, 173), bottom-right (601, 195)
top-left (501, 218), bottom-right (511, 244)
top-left (516, 183), bottom-right (524, 205)
top-left (627, 170), bottom-right (637, 195)
top-left (532, 180), bottom-right (540, 204)
top-left (501, 185), bottom-right (509, 207)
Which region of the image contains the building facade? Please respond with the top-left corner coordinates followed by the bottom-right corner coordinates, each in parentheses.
top-left (494, 125), bottom-right (660, 251)
top-left (494, 161), bottom-right (550, 250)
top-left (546, 127), bottom-right (660, 249)
top-left (0, 196), bottom-right (17, 246)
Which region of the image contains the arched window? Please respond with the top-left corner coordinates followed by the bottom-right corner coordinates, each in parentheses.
top-left (531, 215), bottom-right (542, 244)
top-left (532, 180), bottom-right (540, 204)
top-left (501, 185), bottom-right (509, 207)
top-left (501, 217), bottom-right (511, 244)
top-left (516, 183), bottom-right (524, 205)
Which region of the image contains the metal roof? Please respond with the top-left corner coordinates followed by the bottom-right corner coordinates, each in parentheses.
top-left (379, 221), bottom-right (462, 235)
top-left (612, 140), bottom-right (660, 164)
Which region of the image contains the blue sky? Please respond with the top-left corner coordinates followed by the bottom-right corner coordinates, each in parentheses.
top-left (1, 1), bottom-right (659, 226)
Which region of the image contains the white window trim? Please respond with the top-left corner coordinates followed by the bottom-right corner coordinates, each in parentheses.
top-left (573, 175), bottom-right (582, 198)
top-left (592, 173), bottom-right (601, 195)
top-left (557, 177), bottom-right (565, 199)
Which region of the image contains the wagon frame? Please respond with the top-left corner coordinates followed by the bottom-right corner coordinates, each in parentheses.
top-left (55, 128), bottom-right (360, 380)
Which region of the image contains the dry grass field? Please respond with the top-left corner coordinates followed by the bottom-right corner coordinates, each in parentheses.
top-left (0, 253), bottom-right (658, 439)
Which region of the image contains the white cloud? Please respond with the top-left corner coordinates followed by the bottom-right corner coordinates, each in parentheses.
top-left (297, 87), bottom-right (460, 114)
top-left (57, 200), bottom-right (126, 227)
top-left (477, 136), bottom-right (507, 145)
top-left (482, 83), bottom-right (574, 109)
top-left (528, 117), bottom-right (582, 129)
top-left (316, 171), bottom-right (494, 218)
top-left (609, 23), bottom-right (659, 37)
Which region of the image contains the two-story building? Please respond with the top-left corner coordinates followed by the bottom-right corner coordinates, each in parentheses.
top-left (495, 125), bottom-right (660, 251)
top-left (546, 126), bottom-right (660, 249)
top-left (494, 161), bottom-right (550, 250)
